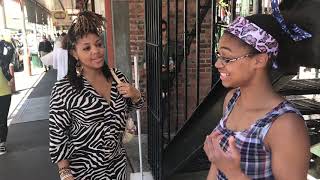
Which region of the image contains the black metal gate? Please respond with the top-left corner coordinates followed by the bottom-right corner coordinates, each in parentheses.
top-left (145, 0), bottom-right (219, 179)
top-left (145, 1), bottom-right (163, 180)
top-left (145, 0), bottom-right (238, 179)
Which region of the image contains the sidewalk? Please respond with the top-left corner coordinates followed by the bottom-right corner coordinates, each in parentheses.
top-left (0, 68), bottom-right (151, 180)
top-left (8, 69), bottom-right (46, 121)
top-left (0, 69), bottom-right (58, 180)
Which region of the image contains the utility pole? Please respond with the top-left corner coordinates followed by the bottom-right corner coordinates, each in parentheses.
top-left (19, 0), bottom-right (32, 76)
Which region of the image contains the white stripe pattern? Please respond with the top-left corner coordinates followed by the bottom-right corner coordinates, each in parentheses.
top-left (49, 68), bottom-right (144, 180)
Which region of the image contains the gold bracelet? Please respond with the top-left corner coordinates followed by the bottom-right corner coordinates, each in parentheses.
top-left (59, 168), bottom-right (72, 180)
top-left (60, 173), bottom-right (73, 180)
top-left (59, 168), bottom-right (71, 175)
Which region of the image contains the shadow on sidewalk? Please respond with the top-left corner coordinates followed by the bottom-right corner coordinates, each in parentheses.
top-left (0, 70), bottom-right (59, 180)
top-left (0, 120), bottom-right (58, 180)
top-left (28, 70), bottom-right (57, 99)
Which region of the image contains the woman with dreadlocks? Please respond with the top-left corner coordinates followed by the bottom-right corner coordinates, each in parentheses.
top-left (204, 0), bottom-right (319, 179)
top-left (49, 11), bottom-right (144, 180)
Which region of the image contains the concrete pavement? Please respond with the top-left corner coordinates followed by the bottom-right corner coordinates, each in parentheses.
top-left (0, 69), bottom-right (58, 180)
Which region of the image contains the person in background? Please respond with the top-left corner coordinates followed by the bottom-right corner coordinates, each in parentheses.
top-left (0, 36), bottom-right (14, 155)
top-left (38, 35), bottom-right (53, 72)
top-left (160, 20), bottom-right (183, 138)
top-left (203, 0), bottom-right (317, 179)
top-left (47, 35), bottom-right (54, 46)
top-left (27, 31), bottom-right (38, 57)
top-left (49, 11), bottom-right (144, 180)
top-left (52, 32), bottom-right (68, 80)
top-left (161, 20), bottom-right (176, 91)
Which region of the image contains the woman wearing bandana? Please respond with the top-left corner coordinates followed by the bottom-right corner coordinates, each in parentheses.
top-left (203, 0), bottom-right (318, 179)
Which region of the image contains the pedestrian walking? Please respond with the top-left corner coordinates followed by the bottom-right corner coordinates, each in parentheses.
top-left (0, 37), bottom-right (14, 155)
top-left (52, 32), bottom-right (68, 80)
top-left (38, 35), bottom-right (53, 72)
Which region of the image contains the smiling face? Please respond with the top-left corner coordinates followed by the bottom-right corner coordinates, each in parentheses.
top-left (72, 33), bottom-right (105, 72)
top-left (215, 33), bottom-right (259, 88)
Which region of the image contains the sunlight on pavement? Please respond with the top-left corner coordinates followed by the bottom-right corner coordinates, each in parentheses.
top-left (7, 69), bottom-right (46, 126)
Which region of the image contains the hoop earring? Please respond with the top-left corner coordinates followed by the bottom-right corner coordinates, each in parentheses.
top-left (76, 60), bottom-right (83, 77)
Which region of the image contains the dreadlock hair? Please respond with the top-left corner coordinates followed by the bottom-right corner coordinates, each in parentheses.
top-left (65, 11), bottom-right (112, 92)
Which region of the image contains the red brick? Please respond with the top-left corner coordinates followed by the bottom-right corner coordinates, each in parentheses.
top-left (129, 0), bottom-right (215, 131)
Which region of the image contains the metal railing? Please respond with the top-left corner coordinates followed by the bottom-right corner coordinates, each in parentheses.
top-left (145, 0), bottom-right (163, 179)
top-left (145, 0), bottom-right (232, 179)
top-left (145, 0), bottom-right (221, 179)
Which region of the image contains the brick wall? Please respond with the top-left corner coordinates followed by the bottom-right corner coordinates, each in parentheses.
top-left (129, 0), bottom-right (213, 132)
top-left (128, 0), bottom-right (148, 132)
top-left (163, 0), bottom-right (213, 130)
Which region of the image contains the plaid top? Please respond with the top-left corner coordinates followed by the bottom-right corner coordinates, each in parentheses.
top-left (215, 89), bottom-right (301, 180)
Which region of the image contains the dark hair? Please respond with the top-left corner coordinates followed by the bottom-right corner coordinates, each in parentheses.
top-left (226, 0), bottom-right (320, 73)
top-left (245, 14), bottom-right (293, 72)
top-left (162, 20), bottom-right (167, 31)
top-left (280, 0), bottom-right (320, 70)
top-left (61, 35), bottom-right (68, 50)
top-left (65, 11), bottom-right (112, 91)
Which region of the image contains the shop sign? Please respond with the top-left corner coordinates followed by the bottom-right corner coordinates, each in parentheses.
top-left (52, 11), bottom-right (72, 26)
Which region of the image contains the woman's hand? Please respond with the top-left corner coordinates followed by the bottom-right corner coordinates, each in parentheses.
top-left (204, 131), bottom-right (245, 179)
top-left (117, 82), bottom-right (141, 102)
top-left (204, 131), bottom-right (222, 163)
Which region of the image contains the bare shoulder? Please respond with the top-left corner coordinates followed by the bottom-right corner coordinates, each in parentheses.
top-left (270, 113), bottom-right (306, 133)
top-left (265, 113), bottom-right (310, 179)
top-left (265, 112), bottom-right (309, 148)
top-left (223, 89), bottom-right (237, 112)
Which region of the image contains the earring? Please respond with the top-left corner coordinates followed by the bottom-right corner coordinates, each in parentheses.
top-left (76, 60), bottom-right (83, 77)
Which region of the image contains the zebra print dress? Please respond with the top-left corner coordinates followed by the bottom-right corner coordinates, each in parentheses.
top-left (49, 69), bottom-right (144, 180)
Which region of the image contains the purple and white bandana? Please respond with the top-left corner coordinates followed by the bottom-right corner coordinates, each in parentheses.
top-left (271, 0), bottom-right (312, 42)
top-left (226, 16), bottom-right (279, 58)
